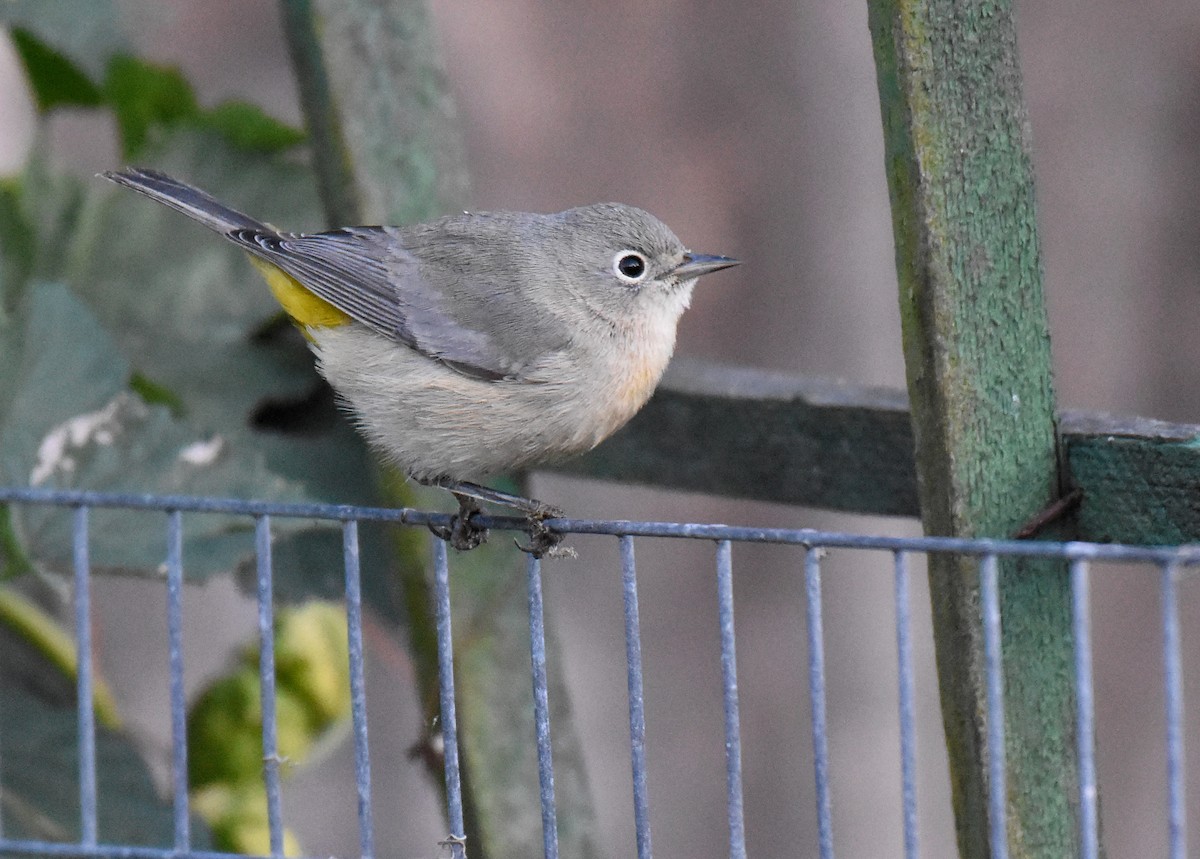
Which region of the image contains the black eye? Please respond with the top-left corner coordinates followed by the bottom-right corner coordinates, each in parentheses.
top-left (614, 252), bottom-right (647, 282)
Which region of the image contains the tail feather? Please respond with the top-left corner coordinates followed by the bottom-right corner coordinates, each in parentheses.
top-left (100, 167), bottom-right (270, 235)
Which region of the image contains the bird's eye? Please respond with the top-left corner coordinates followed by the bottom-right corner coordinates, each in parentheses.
top-left (613, 251), bottom-right (648, 283)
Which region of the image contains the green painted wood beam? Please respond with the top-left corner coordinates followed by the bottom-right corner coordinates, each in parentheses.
top-left (553, 360), bottom-right (1200, 546)
top-left (282, 0), bottom-right (471, 226)
top-left (867, 0), bottom-right (1078, 854)
top-left (557, 361), bottom-right (919, 516)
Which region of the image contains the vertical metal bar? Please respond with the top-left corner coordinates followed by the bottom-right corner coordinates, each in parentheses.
top-left (980, 554), bottom-right (1007, 859)
top-left (715, 540), bottom-right (747, 859)
top-left (73, 505), bottom-right (98, 848)
top-left (893, 552), bottom-right (919, 859)
top-left (430, 536), bottom-right (466, 859)
top-left (804, 547), bottom-right (834, 859)
top-left (165, 511), bottom-right (190, 851)
top-left (1071, 558), bottom-right (1099, 859)
top-left (1161, 560), bottom-right (1186, 859)
top-left (0, 640), bottom-right (3, 840)
top-left (619, 536), bottom-right (653, 859)
top-left (526, 553), bottom-right (560, 859)
top-left (343, 521), bottom-right (374, 859)
top-left (254, 515), bottom-right (285, 857)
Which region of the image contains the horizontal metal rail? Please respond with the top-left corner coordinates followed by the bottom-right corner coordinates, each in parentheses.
top-left (0, 486), bottom-right (1189, 859)
top-left (2, 486), bottom-right (1198, 563)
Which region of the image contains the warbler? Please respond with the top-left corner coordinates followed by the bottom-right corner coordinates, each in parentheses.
top-left (102, 168), bottom-right (739, 550)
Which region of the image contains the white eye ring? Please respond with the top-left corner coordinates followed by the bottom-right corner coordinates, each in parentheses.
top-left (612, 250), bottom-right (649, 283)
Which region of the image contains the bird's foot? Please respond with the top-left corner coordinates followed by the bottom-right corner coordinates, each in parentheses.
top-left (422, 478), bottom-right (574, 557)
top-left (515, 512), bottom-right (573, 559)
top-left (427, 493), bottom-right (489, 551)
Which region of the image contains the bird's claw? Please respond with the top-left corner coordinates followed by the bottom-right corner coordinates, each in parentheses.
top-left (427, 485), bottom-right (570, 556)
top-left (515, 514), bottom-right (572, 559)
top-left (428, 509), bottom-right (489, 551)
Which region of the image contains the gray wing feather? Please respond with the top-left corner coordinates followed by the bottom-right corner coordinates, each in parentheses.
top-left (104, 168), bottom-right (564, 381)
top-left (231, 226), bottom-right (545, 382)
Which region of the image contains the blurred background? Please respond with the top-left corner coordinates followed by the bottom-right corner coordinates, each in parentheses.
top-left (2, 1), bottom-right (1198, 856)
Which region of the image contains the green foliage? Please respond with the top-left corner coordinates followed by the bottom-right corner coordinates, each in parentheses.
top-left (0, 1), bottom-right (127, 79)
top-left (100, 56), bottom-right (307, 158)
top-left (128, 370), bottom-right (187, 416)
top-left (0, 11), bottom-right (417, 854)
top-left (187, 601), bottom-right (350, 790)
top-left (0, 586), bottom-right (120, 724)
top-left (0, 177), bottom-right (37, 299)
top-left (273, 601), bottom-right (351, 726)
top-left (187, 601), bottom-right (350, 855)
top-left (0, 34), bottom-right (364, 585)
top-left (9, 26), bottom-right (103, 111)
top-left (187, 669), bottom-right (316, 790)
top-left (192, 783), bottom-right (302, 856)
top-left (0, 283), bottom-right (128, 489)
top-left (2, 157), bottom-right (89, 289)
top-left (104, 55), bottom-right (199, 158)
top-left (4, 28), bottom-right (306, 159)
top-left (0, 505), bottom-right (35, 579)
top-left (97, 53), bottom-right (307, 160)
top-left (198, 100), bottom-right (308, 153)
top-left (0, 279), bottom-right (316, 578)
top-left (0, 685), bottom-right (209, 846)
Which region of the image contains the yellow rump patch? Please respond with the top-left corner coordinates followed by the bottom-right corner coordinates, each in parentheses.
top-left (248, 255), bottom-right (351, 331)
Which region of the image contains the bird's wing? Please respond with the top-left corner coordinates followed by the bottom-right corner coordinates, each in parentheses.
top-left (230, 226), bottom-right (568, 382)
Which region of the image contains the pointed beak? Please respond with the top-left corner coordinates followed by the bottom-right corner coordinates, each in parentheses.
top-left (673, 253), bottom-right (741, 280)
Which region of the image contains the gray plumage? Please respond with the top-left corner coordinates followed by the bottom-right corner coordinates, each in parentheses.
top-left (102, 167), bottom-right (738, 484)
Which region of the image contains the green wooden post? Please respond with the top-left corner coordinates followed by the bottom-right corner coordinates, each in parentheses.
top-left (280, 3), bottom-right (599, 857)
top-left (867, 1), bottom-right (1086, 856)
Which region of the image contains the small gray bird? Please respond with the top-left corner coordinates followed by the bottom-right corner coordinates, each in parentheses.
top-left (102, 168), bottom-right (739, 551)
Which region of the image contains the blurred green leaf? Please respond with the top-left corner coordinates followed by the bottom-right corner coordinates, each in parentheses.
top-left (0, 177), bottom-right (36, 307)
top-left (2, 121), bottom-right (383, 594)
top-left (60, 129), bottom-right (386, 588)
top-left (187, 668), bottom-right (316, 790)
top-left (0, 281), bottom-right (324, 579)
top-left (0, 586), bottom-right (121, 725)
top-left (0, 0), bottom-right (128, 80)
top-left (0, 505), bottom-right (35, 580)
top-left (74, 131), bottom-right (377, 501)
top-left (9, 27), bottom-right (103, 112)
top-left (2, 157), bottom-right (90, 291)
top-left (192, 782), bottom-right (301, 856)
top-left (102, 58), bottom-right (305, 161)
top-left (0, 681), bottom-right (210, 847)
top-left (75, 132), bottom-right (321, 424)
top-left (198, 100), bottom-right (307, 153)
top-left (0, 282), bottom-right (128, 487)
top-left (3, 27), bottom-right (303, 159)
top-left (129, 370), bottom-right (186, 417)
top-left (15, 390), bottom-right (316, 578)
top-left (104, 55), bottom-right (199, 159)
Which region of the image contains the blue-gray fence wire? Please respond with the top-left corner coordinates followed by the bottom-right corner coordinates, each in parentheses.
top-left (0, 485), bottom-right (1192, 859)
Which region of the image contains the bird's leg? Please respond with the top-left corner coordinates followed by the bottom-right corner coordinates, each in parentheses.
top-left (424, 478), bottom-right (566, 557)
top-left (429, 479), bottom-right (564, 518)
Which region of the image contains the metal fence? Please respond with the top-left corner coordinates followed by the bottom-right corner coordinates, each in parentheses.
top-left (0, 486), bottom-right (1192, 859)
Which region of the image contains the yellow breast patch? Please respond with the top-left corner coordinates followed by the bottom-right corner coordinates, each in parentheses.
top-left (249, 255), bottom-right (352, 330)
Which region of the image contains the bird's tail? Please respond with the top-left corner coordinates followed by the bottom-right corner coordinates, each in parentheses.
top-left (101, 167), bottom-right (270, 234)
